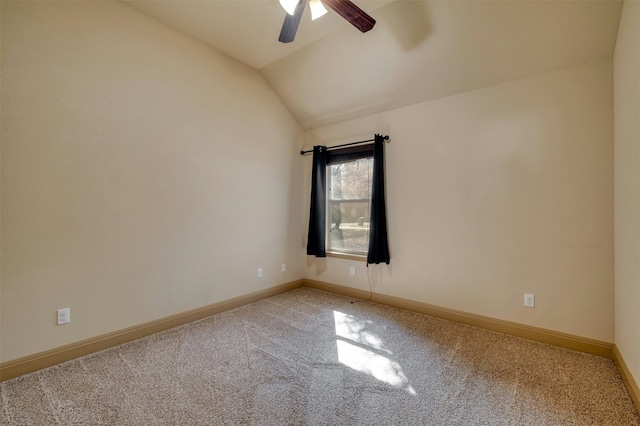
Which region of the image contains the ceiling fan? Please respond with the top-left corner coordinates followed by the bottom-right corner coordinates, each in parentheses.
top-left (278, 0), bottom-right (376, 43)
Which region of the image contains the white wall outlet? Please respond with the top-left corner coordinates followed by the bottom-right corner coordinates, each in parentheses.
top-left (257, 268), bottom-right (263, 278)
top-left (349, 266), bottom-right (355, 276)
top-left (281, 263), bottom-right (286, 273)
top-left (524, 293), bottom-right (535, 308)
top-left (57, 308), bottom-right (70, 325)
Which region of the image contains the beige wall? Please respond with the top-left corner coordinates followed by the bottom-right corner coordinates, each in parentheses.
top-left (0, 0), bottom-right (624, 367)
top-left (304, 59), bottom-right (614, 342)
top-left (614, 0), bottom-right (640, 389)
top-left (0, 1), bottom-right (304, 362)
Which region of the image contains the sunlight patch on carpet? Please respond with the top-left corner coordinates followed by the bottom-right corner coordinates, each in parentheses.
top-left (334, 311), bottom-right (416, 395)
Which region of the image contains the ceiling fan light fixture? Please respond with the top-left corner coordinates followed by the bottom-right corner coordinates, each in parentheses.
top-left (279, 0), bottom-right (299, 15)
top-left (278, 0), bottom-right (375, 43)
top-left (310, 0), bottom-right (327, 20)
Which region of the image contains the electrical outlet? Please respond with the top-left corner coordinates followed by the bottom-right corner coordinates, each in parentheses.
top-left (524, 293), bottom-right (535, 308)
top-left (257, 268), bottom-right (263, 278)
top-left (281, 263), bottom-right (286, 273)
top-left (349, 267), bottom-right (355, 276)
top-left (57, 308), bottom-right (70, 325)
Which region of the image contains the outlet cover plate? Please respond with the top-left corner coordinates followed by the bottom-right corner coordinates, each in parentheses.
top-left (524, 294), bottom-right (535, 308)
top-left (57, 308), bottom-right (70, 325)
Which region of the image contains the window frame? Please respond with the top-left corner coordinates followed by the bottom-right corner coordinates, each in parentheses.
top-left (324, 145), bottom-right (374, 257)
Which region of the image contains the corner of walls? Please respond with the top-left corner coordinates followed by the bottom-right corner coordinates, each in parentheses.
top-left (614, 0), bottom-right (640, 405)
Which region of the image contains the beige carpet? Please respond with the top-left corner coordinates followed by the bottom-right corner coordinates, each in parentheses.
top-left (1, 288), bottom-right (638, 425)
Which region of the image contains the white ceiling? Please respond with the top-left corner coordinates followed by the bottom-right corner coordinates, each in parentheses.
top-left (123, 0), bottom-right (623, 129)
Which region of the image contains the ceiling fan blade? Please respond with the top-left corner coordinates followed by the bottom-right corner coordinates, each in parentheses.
top-left (322, 0), bottom-right (376, 33)
top-left (279, 0), bottom-right (309, 43)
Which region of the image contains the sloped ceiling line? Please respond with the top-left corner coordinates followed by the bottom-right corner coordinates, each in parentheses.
top-left (123, 0), bottom-right (623, 130)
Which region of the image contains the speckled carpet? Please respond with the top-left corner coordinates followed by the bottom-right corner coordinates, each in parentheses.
top-left (1, 288), bottom-right (639, 425)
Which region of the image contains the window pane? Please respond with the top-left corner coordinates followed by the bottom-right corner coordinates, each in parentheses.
top-left (327, 157), bottom-right (373, 255)
top-left (329, 201), bottom-right (370, 254)
top-left (329, 159), bottom-right (373, 200)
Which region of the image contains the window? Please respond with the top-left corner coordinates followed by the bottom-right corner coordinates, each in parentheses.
top-left (306, 134), bottom-right (389, 264)
top-left (327, 149), bottom-right (373, 256)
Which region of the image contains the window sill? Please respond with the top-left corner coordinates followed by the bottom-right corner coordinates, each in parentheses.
top-left (326, 251), bottom-right (367, 262)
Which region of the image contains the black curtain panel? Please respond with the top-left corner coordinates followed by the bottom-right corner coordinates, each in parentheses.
top-left (307, 146), bottom-right (328, 257)
top-left (367, 134), bottom-right (390, 264)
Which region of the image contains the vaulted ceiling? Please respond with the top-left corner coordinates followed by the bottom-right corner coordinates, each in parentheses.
top-left (123, 0), bottom-right (623, 129)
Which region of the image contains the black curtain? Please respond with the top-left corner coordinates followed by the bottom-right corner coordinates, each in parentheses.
top-left (307, 146), bottom-right (327, 257)
top-left (367, 134), bottom-right (390, 264)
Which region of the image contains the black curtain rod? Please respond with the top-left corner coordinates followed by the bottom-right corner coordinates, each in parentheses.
top-left (300, 135), bottom-right (389, 156)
